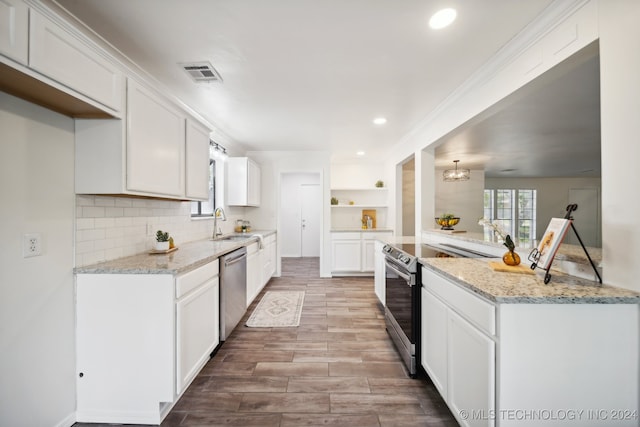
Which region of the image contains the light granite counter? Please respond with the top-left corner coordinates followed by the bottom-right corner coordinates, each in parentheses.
top-left (423, 228), bottom-right (603, 266)
top-left (74, 230), bottom-right (275, 275)
top-left (421, 257), bottom-right (640, 304)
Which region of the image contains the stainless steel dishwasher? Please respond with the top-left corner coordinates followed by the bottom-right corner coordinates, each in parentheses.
top-left (219, 247), bottom-right (247, 341)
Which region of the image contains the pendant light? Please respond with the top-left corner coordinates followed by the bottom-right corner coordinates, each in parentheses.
top-left (443, 160), bottom-right (470, 182)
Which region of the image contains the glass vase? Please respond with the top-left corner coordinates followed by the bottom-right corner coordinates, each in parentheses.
top-left (502, 250), bottom-right (521, 266)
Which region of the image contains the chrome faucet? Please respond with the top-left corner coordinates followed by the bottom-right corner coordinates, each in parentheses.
top-left (213, 207), bottom-right (227, 240)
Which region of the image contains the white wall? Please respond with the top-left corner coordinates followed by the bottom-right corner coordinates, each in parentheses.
top-left (330, 162), bottom-right (388, 189)
top-left (0, 93), bottom-right (76, 427)
top-left (435, 169), bottom-right (485, 232)
top-left (599, 0), bottom-right (640, 291)
top-left (244, 151), bottom-right (331, 277)
top-left (280, 173), bottom-right (320, 257)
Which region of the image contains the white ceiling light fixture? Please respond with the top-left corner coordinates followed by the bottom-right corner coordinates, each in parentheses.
top-left (373, 117), bottom-right (387, 125)
top-left (443, 160), bottom-right (470, 181)
top-left (429, 8), bottom-right (457, 30)
top-left (356, 151), bottom-right (366, 157)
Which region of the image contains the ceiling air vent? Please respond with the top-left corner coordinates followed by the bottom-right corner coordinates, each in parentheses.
top-left (180, 61), bottom-right (223, 83)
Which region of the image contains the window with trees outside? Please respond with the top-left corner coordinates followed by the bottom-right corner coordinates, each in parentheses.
top-left (191, 159), bottom-right (216, 217)
top-left (483, 189), bottom-right (537, 244)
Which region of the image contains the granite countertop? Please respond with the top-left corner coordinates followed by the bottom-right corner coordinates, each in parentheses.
top-left (74, 230), bottom-right (275, 275)
top-left (423, 229), bottom-right (603, 266)
top-left (421, 257), bottom-right (640, 304)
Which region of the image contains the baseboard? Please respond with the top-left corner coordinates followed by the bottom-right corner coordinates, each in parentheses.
top-left (54, 411), bottom-right (76, 427)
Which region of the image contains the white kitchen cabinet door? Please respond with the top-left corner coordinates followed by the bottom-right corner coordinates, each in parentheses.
top-left (246, 242), bottom-right (261, 306)
top-left (127, 79), bottom-right (185, 197)
top-left (331, 239), bottom-right (361, 272)
top-left (227, 157), bottom-right (261, 206)
top-left (76, 274), bottom-right (174, 424)
top-left (421, 287), bottom-right (449, 398)
top-left (447, 308), bottom-right (495, 427)
top-left (361, 239), bottom-right (377, 272)
top-left (29, 10), bottom-right (124, 112)
top-left (247, 158), bottom-right (261, 206)
top-left (261, 236), bottom-right (276, 287)
top-left (0, 0), bottom-right (28, 64)
top-left (185, 119), bottom-right (210, 200)
top-left (373, 240), bottom-right (385, 305)
top-left (176, 278), bottom-right (219, 395)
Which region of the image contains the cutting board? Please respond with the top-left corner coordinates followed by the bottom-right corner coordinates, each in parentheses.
top-left (362, 209), bottom-right (377, 228)
top-left (488, 261), bottom-right (534, 275)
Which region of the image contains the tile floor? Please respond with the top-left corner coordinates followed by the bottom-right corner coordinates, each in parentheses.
top-left (74, 257), bottom-right (458, 427)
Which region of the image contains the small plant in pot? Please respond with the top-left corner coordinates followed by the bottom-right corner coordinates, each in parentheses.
top-left (155, 230), bottom-right (170, 251)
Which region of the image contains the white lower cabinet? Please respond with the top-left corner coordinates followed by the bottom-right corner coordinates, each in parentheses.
top-left (421, 268), bottom-right (495, 427)
top-left (422, 266), bottom-right (639, 427)
top-left (331, 231), bottom-right (393, 275)
top-left (176, 276), bottom-right (219, 395)
top-left (260, 234), bottom-right (277, 287)
top-left (373, 240), bottom-right (385, 305)
top-left (447, 309), bottom-right (495, 427)
top-left (76, 259), bottom-right (220, 424)
top-left (246, 241), bottom-right (261, 306)
top-left (331, 233), bottom-right (361, 272)
top-left (421, 287), bottom-right (449, 397)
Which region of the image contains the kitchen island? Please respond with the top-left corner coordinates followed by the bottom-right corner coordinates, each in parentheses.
top-left (419, 256), bottom-right (639, 427)
top-left (74, 231), bottom-right (275, 425)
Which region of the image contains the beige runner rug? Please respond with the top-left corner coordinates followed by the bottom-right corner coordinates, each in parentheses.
top-left (246, 291), bottom-right (305, 327)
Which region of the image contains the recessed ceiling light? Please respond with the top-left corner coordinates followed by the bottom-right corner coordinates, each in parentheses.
top-left (373, 117), bottom-right (387, 125)
top-left (429, 8), bottom-right (457, 29)
top-left (356, 151), bottom-right (366, 156)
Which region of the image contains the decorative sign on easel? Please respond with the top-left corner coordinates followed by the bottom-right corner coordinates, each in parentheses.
top-left (531, 218), bottom-right (572, 270)
top-left (528, 204), bottom-right (602, 285)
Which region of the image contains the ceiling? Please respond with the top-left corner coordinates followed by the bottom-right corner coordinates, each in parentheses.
top-left (434, 44), bottom-right (601, 178)
top-left (54, 0), bottom-right (555, 162)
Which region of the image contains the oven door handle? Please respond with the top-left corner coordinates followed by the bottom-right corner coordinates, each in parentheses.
top-left (384, 259), bottom-right (414, 285)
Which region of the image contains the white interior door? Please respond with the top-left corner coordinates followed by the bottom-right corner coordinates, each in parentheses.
top-left (300, 184), bottom-right (321, 257)
top-left (566, 188), bottom-right (600, 247)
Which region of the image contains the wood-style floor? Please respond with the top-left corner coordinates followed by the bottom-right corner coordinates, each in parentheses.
top-left (74, 257), bottom-right (458, 427)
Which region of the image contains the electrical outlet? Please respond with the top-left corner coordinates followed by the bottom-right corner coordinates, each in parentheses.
top-left (23, 233), bottom-right (42, 258)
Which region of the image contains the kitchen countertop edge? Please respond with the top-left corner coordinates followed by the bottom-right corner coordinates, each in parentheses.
top-left (420, 258), bottom-right (640, 305)
top-left (74, 230), bottom-right (276, 275)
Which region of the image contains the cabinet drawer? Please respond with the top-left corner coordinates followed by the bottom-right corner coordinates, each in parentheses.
top-left (362, 231), bottom-right (392, 240)
top-left (262, 234), bottom-right (276, 245)
top-left (176, 260), bottom-right (219, 298)
top-left (331, 232), bottom-right (361, 240)
top-left (422, 267), bottom-right (495, 336)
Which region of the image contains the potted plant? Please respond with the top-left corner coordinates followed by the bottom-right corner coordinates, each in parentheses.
top-left (155, 230), bottom-right (170, 251)
top-left (375, 180), bottom-right (384, 188)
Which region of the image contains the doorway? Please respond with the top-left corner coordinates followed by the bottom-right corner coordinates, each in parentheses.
top-left (280, 173), bottom-right (321, 258)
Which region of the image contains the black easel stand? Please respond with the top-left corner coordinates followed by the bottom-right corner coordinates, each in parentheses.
top-left (528, 204), bottom-right (602, 285)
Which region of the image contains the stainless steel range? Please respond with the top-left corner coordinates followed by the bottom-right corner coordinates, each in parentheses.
top-left (382, 242), bottom-right (490, 377)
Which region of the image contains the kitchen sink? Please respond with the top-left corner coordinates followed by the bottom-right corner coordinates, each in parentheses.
top-left (214, 234), bottom-right (255, 242)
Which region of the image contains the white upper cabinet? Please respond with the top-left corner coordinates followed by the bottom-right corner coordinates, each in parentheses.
top-left (75, 79), bottom-right (211, 200)
top-left (126, 79), bottom-right (185, 197)
top-left (0, 0), bottom-right (28, 64)
top-left (29, 9), bottom-right (124, 112)
top-left (227, 157), bottom-right (261, 206)
top-left (185, 119), bottom-right (210, 200)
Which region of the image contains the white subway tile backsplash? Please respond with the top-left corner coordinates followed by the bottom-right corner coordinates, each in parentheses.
top-left (75, 195), bottom-right (214, 267)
